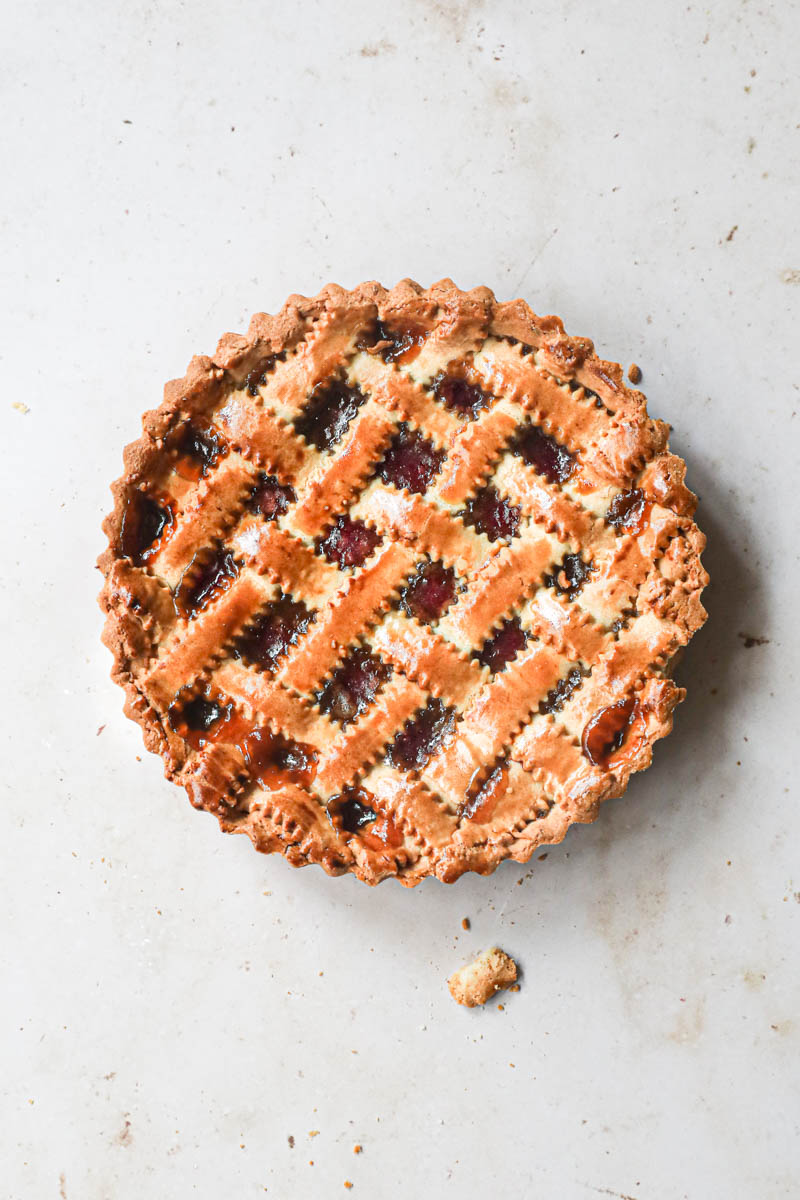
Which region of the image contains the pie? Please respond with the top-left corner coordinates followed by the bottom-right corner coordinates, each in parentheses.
top-left (98, 279), bottom-right (708, 886)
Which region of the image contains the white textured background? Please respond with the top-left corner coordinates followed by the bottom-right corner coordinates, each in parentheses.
top-left (3, 1), bottom-right (799, 1197)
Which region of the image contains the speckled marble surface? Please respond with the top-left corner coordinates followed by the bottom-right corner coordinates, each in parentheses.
top-left (3, 1), bottom-right (799, 1196)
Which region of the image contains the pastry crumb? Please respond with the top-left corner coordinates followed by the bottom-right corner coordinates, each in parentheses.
top-left (627, 363), bottom-right (642, 384)
top-left (448, 946), bottom-right (518, 1007)
top-left (353, 1143), bottom-right (363, 1154)
top-left (12, 401), bottom-right (30, 414)
top-left (308, 1130), bottom-right (320, 1138)
top-left (461, 916), bottom-right (470, 930)
top-left (344, 1182), bottom-right (354, 1190)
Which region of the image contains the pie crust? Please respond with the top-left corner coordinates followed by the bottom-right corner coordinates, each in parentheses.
top-left (98, 279), bottom-right (708, 886)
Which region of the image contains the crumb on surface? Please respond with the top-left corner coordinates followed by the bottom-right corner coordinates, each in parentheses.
top-left (461, 916), bottom-right (470, 930)
top-left (344, 1182), bottom-right (354, 1190)
top-left (627, 363), bottom-right (642, 384)
top-left (12, 401), bottom-right (30, 414)
top-left (353, 1144), bottom-right (363, 1154)
top-left (448, 946), bottom-right (518, 1007)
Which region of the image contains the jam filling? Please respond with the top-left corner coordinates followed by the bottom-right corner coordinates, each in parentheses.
top-left (294, 378), bottom-right (366, 451)
top-left (316, 648), bottom-right (392, 725)
top-left (582, 697), bottom-right (639, 767)
top-left (431, 370), bottom-right (493, 419)
top-left (358, 319), bottom-right (428, 366)
top-left (234, 597), bottom-right (312, 670)
top-left (459, 761), bottom-right (511, 824)
top-left (167, 688), bottom-right (251, 750)
top-left (543, 553), bottom-right (593, 598)
top-left (316, 515), bottom-right (382, 570)
top-left (330, 789), bottom-right (379, 832)
top-left (249, 473), bottom-right (296, 520)
top-left (606, 488), bottom-right (649, 534)
top-left (120, 491), bottom-right (173, 565)
top-left (174, 548), bottom-right (239, 618)
top-left (165, 420), bottom-right (225, 481)
top-left (399, 560), bottom-right (457, 623)
top-left (514, 424), bottom-right (575, 484)
top-left (477, 618), bottom-right (528, 673)
top-left (539, 666), bottom-right (586, 715)
top-left (460, 485), bottom-right (521, 542)
top-left (386, 698), bottom-right (456, 772)
top-left (244, 353), bottom-right (285, 396)
top-left (378, 424), bottom-right (444, 494)
top-left (237, 727), bottom-right (317, 788)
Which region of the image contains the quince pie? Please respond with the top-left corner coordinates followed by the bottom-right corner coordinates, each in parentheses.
top-left (99, 280), bottom-right (708, 885)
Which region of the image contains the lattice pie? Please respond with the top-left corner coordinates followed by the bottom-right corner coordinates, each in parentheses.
top-left (99, 280), bottom-right (708, 885)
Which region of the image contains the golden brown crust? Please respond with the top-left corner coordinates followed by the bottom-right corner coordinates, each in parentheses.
top-left (98, 279), bottom-right (708, 886)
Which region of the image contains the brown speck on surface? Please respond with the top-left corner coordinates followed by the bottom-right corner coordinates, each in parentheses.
top-left (344, 1183), bottom-right (354, 1190)
top-left (781, 269), bottom-right (800, 285)
top-left (96, 724), bottom-right (106, 736)
top-left (448, 946), bottom-right (518, 1007)
top-left (359, 39), bottom-right (396, 57)
top-left (12, 401), bottom-right (30, 414)
top-left (497, 1003), bottom-right (505, 1011)
top-left (725, 225), bottom-right (738, 242)
top-left (724, 914), bottom-right (732, 924)
top-left (627, 363), bottom-right (642, 384)
top-left (353, 1144), bottom-right (363, 1154)
top-left (59, 1173), bottom-right (67, 1200)
top-left (738, 632), bottom-right (769, 648)
top-left (538, 852), bottom-right (548, 860)
top-left (115, 1116), bottom-right (132, 1147)
top-left (461, 917), bottom-right (470, 930)
top-left (288, 1135), bottom-right (295, 1148)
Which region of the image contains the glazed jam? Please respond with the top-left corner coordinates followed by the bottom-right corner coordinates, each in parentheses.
top-left (513, 424), bottom-right (575, 484)
top-left (543, 553), bottom-right (593, 599)
top-left (606, 488), bottom-right (650, 535)
top-left (582, 697), bottom-right (639, 767)
top-left (316, 515), bottom-right (382, 570)
top-left (249, 473), bottom-right (296, 520)
top-left (386, 698), bottom-right (456, 772)
top-left (294, 378), bottom-right (366, 451)
top-left (539, 666), bottom-right (585, 715)
top-left (431, 370), bottom-right (493, 419)
top-left (167, 688), bottom-right (250, 751)
top-left (477, 618), bottom-right (528, 673)
top-left (165, 419), bottom-right (225, 482)
top-left (316, 648), bottom-right (392, 725)
top-left (329, 788), bottom-right (379, 832)
top-left (459, 761), bottom-right (510, 823)
top-left (358, 319), bottom-right (429, 366)
top-left (174, 548), bottom-right (239, 618)
top-left (244, 353), bottom-right (285, 396)
top-left (399, 560), bottom-right (457, 623)
top-left (237, 727), bottom-right (317, 788)
top-left (120, 490), bottom-right (173, 565)
top-left (460, 485), bottom-right (521, 542)
top-left (378, 424), bottom-right (444, 494)
top-left (234, 597), bottom-right (312, 670)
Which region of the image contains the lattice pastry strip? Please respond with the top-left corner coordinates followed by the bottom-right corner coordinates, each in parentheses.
top-left (99, 279), bottom-right (708, 886)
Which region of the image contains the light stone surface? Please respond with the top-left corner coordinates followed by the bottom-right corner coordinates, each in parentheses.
top-left (3, 1), bottom-right (799, 1197)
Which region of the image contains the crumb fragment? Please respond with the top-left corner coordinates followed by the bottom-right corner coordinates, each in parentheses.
top-left (627, 363), bottom-right (642, 384)
top-left (353, 1144), bottom-right (362, 1154)
top-left (448, 946), bottom-right (518, 1007)
top-left (12, 401), bottom-right (30, 414)
top-left (344, 1182), bottom-right (354, 1190)
top-left (308, 1130), bottom-right (320, 1138)
top-left (461, 917), bottom-right (470, 931)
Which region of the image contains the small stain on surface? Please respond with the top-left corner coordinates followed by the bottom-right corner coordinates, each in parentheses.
top-left (115, 1116), bottom-right (132, 1147)
top-left (359, 39), bottom-right (396, 56)
top-left (59, 1174), bottom-right (67, 1200)
top-left (96, 724), bottom-right (106, 736)
top-left (738, 632), bottom-right (769, 648)
top-left (288, 1135), bottom-right (295, 1148)
top-left (724, 225), bottom-right (738, 242)
top-left (781, 269), bottom-right (800, 285)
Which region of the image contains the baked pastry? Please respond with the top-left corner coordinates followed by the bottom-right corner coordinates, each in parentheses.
top-left (99, 279), bottom-right (708, 886)
top-left (448, 947), bottom-right (518, 1007)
